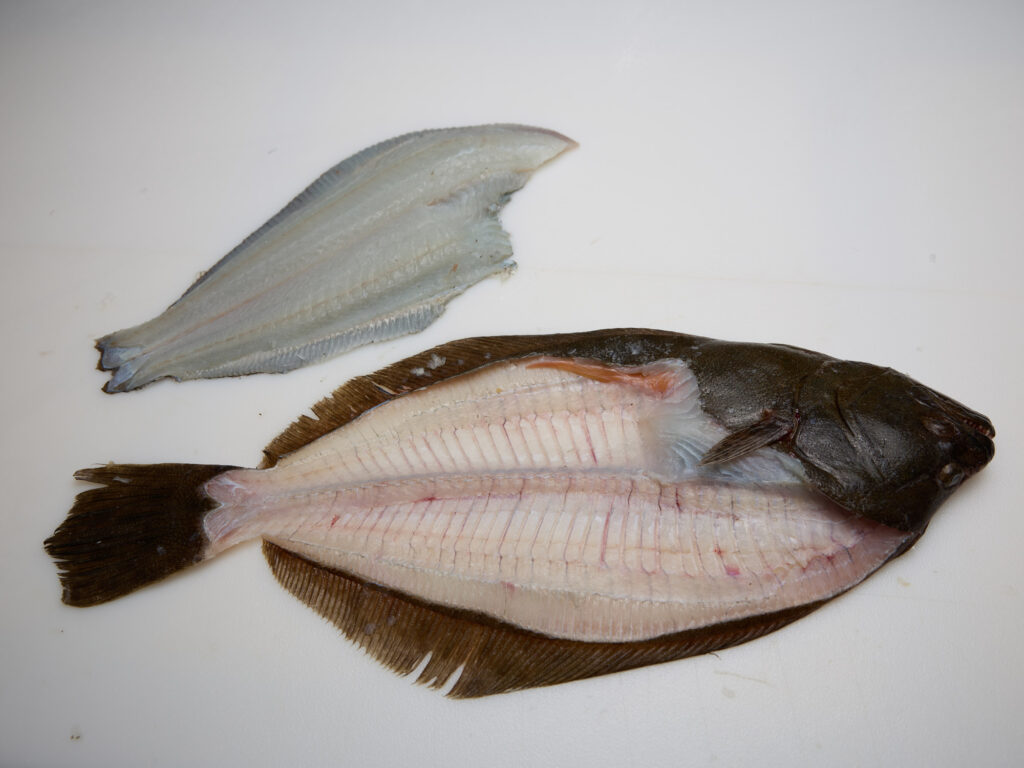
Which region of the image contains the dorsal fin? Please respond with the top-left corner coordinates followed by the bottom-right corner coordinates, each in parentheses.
top-left (263, 541), bottom-right (823, 698)
top-left (259, 328), bottom-right (704, 467)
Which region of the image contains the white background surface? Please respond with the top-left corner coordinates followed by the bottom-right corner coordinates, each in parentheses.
top-left (2, 2), bottom-right (1022, 766)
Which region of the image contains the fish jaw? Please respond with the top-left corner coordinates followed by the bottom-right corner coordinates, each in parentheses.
top-left (97, 124), bottom-right (577, 392)
top-left (201, 355), bottom-right (912, 643)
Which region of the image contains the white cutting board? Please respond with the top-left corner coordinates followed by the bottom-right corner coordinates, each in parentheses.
top-left (2, 2), bottom-right (1021, 766)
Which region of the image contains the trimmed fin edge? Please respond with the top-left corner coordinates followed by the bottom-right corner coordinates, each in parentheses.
top-left (263, 541), bottom-right (825, 698)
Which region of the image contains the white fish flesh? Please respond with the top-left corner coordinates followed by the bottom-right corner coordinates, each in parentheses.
top-left (97, 124), bottom-right (576, 392)
top-left (46, 330), bottom-right (995, 696)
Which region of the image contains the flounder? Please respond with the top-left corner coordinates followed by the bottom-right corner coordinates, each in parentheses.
top-left (96, 124), bottom-right (576, 392)
top-left (47, 330), bottom-right (995, 696)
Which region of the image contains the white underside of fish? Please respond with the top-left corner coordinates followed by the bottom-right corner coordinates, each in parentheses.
top-left (97, 125), bottom-right (576, 392)
top-left (203, 357), bottom-right (910, 643)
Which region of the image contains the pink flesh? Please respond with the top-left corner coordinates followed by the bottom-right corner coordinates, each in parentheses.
top-left (203, 357), bottom-right (911, 643)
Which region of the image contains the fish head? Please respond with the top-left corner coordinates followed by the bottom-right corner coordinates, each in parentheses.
top-left (792, 360), bottom-right (995, 531)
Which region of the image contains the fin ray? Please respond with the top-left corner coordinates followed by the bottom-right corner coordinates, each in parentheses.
top-left (259, 329), bottom-right (706, 466)
top-left (45, 463), bottom-right (237, 606)
top-left (700, 414), bottom-right (792, 466)
top-left (263, 541), bottom-right (823, 697)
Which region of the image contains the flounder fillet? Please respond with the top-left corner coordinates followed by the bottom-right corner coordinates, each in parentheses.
top-left (47, 330), bottom-right (995, 696)
top-left (97, 124), bottom-right (576, 392)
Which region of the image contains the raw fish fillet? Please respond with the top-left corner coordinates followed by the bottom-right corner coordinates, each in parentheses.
top-left (97, 124), bottom-right (576, 392)
top-left (47, 330), bottom-right (995, 696)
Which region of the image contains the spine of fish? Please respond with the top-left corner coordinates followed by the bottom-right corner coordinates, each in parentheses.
top-left (97, 124), bottom-right (577, 392)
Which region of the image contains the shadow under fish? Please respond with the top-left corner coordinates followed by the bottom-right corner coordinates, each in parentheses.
top-left (97, 124), bottom-right (577, 393)
top-left (47, 329), bottom-right (995, 696)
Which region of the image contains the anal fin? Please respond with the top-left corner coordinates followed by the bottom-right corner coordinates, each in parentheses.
top-left (263, 541), bottom-right (823, 697)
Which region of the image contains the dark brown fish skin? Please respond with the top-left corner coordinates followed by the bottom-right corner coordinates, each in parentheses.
top-left (689, 339), bottom-right (995, 531)
top-left (553, 332), bottom-right (996, 533)
top-left (260, 328), bottom-right (994, 533)
top-left (788, 362), bottom-right (994, 531)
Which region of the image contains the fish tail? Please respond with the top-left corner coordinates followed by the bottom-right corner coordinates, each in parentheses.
top-left (45, 463), bottom-right (239, 606)
top-left (96, 333), bottom-right (150, 393)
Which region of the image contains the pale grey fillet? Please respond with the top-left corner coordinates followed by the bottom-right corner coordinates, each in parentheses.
top-left (97, 124), bottom-right (576, 392)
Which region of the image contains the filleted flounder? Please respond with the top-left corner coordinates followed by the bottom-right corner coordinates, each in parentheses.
top-left (48, 329), bottom-right (995, 696)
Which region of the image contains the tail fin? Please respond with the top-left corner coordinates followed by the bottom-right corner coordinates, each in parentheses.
top-left (45, 463), bottom-right (239, 606)
top-left (95, 336), bottom-right (149, 393)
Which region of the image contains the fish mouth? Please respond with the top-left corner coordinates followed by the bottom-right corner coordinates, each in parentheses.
top-left (930, 391), bottom-right (996, 471)
top-left (935, 391), bottom-right (995, 440)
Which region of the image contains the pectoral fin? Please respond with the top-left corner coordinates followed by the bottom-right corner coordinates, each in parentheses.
top-left (700, 413), bottom-right (792, 466)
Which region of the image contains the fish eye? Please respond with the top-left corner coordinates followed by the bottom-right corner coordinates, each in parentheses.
top-left (923, 416), bottom-right (956, 439)
top-left (937, 462), bottom-right (965, 489)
